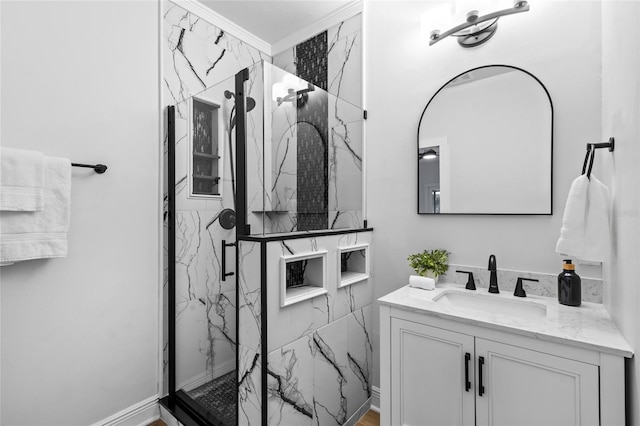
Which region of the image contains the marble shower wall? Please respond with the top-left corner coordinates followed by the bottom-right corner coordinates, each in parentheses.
top-left (265, 231), bottom-right (373, 425)
top-left (238, 240), bottom-right (263, 425)
top-left (162, 0), bottom-right (269, 392)
top-left (266, 14), bottom-right (363, 234)
top-left (327, 15), bottom-right (363, 229)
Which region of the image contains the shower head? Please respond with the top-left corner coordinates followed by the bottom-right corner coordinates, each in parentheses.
top-left (224, 90), bottom-right (256, 112)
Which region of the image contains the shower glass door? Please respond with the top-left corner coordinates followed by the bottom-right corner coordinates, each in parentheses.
top-left (170, 73), bottom-right (239, 425)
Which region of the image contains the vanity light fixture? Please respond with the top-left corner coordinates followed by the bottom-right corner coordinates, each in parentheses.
top-left (421, 149), bottom-right (438, 160)
top-left (428, 0), bottom-right (530, 48)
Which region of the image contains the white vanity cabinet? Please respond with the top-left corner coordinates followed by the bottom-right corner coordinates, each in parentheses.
top-left (475, 337), bottom-right (598, 426)
top-left (380, 286), bottom-right (632, 426)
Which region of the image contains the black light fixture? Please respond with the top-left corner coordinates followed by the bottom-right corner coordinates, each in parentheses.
top-left (275, 83), bottom-right (315, 108)
top-left (426, 0), bottom-right (530, 48)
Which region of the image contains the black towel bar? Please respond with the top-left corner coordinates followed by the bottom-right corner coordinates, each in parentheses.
top-left (586, 137), bottom-right (615, 152)
top-left (71, 163), bottom-right (108, 174)
top-left (582, 137), bottom-right (614, 179)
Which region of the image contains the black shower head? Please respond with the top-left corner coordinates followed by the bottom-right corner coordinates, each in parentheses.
top-left (224, 90), bottom-right (256, 112)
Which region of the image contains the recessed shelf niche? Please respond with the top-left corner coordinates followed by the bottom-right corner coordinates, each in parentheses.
top-left (280, 251), bottom-right (328, 307)
top-left (338, 244), bottom-right (370, 288)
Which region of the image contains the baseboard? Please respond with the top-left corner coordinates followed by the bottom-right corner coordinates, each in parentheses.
top-left (180, 358), bottom-right (235, 392)
top-left (91, 396), bottom-right (159, 426)
top-left (344, 397), bottom-right (372, 426)
top-left (370, 386), bottom-right (380, 412)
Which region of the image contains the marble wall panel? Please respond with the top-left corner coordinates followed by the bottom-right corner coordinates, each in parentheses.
top-left (238, 346), bottom-right (262, 426)
top-left (328, 104), bottom-right (363, 217)
top-left (163, 3), bottom-right (267, 108)
top-left (174, 210), bottom-right (235, 303)
top-left (238, 240), bottom-right (263, 425)
top-left (267, 335), bottom-right (314, 425)
top-left (266, 232), bottom-right (372, 351)
top-left (175, 299), bottom-right (209, 389)
top-left (327, 14), bottom-right (362, 108)
top-left (345, 305), bottom-right (372, 417)
top-left (312, 314), bottom-right (349, 425)
top-left (265, 306), bottom-right (372, 426)
top-left (238, 240), bottom-right (262, 351)
top-left (267, 237), bottom-right (333, 352)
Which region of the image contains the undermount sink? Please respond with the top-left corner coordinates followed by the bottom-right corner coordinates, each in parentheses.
top-left (433, 289), bottom-right (547, 319)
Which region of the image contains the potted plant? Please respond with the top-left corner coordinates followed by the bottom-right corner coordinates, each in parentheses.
top-left (407, 249), bottom-right (450, 282)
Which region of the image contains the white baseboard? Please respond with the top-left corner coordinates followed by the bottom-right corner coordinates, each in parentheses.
top-left (370, 386), bottom-right (380, 412)
top-left (91, 396), bottom-right (159, 426)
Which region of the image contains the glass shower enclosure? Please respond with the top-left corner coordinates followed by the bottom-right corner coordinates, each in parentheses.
top-left (162, 60), bottom-right (365, 425)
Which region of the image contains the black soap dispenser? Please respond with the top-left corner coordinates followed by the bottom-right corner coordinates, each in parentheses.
top-left (558, 259), bottom-right (581, 307)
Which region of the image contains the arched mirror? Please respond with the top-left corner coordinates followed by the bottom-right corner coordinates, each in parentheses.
top-left (417, 65), bottom-right (553, 214)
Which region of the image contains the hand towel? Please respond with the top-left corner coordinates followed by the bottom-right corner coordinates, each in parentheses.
top-left (0, 147), bottom-right (44, 211)
top-left (556, 175), bottom-right (610, 263)
top-left (581, 176), bottom-right (611, 262)
top-left (0, 156), bottom-right (71, 263)
top-left (409, 275), bottom-right (436, 290)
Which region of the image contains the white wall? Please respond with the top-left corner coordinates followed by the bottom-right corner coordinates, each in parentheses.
top-left (601, 1), bottom-right (640, 423)
top-left (365, 0), bottom-right (605, 393)
top-left (0, 1), bottom-right (161, 424)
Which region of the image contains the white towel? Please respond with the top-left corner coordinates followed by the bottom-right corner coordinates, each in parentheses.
top-left (409, 275), bottom-right (436, 290)
top-left (556, 174), bottom-right (610, 263)
top-left (0, 156), bottom-right (71, 263)
top-left (0, 147), bottom-right (44, 211)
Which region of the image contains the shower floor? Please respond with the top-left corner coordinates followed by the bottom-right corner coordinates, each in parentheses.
top-left (189, 371), bottom-right (237, 425)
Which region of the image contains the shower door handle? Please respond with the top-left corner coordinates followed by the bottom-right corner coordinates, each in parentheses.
top-left (221, 240), bottom-right (236, 281)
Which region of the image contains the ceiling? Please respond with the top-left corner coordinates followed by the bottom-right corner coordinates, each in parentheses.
top-left (197, 1), bottom-right (358, 46)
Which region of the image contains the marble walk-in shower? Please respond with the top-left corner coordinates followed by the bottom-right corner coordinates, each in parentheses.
top-left (161, 6), bottom-right (367, 425)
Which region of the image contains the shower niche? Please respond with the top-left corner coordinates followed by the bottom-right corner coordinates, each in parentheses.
top-left (281, 251), bottom-right (328, 307)
top-left (338, 244), bottom-right (370, 288)
top-left (164, 61), bottom-right (371, 426)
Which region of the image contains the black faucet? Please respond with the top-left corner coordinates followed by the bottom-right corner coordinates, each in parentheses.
top-left (488, 254), bottom-right (499, 293)
top-left (456, 270), bottom-right (476, 290)
top-left (514, 277), bottom-right (539, 297)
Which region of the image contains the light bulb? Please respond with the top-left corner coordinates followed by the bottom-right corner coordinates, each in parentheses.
top-left (420, 2), bottom-right (453, 40)
top-left (272, 82), bottom-right (286, 102)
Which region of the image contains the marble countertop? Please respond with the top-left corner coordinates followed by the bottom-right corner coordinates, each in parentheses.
top-left (379, 283), bottom-right (633, 358)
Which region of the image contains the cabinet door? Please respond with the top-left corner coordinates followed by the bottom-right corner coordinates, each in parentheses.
top-left (390, 318), bottom-right (475, 426)
top-left (475, 338), bottom-right (599, 426)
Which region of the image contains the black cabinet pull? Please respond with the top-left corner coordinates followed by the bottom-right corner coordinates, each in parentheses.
top-left (221, 239), bottom-right (236, 281)
top-left (478, 356), bottom-right (485, 396)
top-left (464, 352), bottom-right (471, 392)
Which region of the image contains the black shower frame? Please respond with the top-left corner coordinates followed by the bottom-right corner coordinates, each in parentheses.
top-left (160, 104), bottom-right (229, 426)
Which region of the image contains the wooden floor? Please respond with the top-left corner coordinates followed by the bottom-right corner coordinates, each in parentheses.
top-left (356, 410), bottom-right (380, 426)
top-left (151, 409), bottom-right (380, 426)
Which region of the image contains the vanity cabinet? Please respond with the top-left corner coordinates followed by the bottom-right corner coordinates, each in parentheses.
top-left (380, 297), bottom-right (629, 426)
top-left (390, 318), bottom-right (474, 425)
top-left (475, 338), bottom-right (598, 426)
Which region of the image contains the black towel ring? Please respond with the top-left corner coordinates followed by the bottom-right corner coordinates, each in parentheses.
top-left (581, 144), bottom-right (593, 176)
top-left (586, 147), bottom-right (596, 179)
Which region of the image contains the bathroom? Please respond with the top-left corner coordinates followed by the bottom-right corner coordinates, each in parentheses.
top-left (0, 0), bottom-right (639, 425)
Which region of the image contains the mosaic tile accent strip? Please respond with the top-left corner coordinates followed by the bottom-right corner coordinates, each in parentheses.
top-left (296, 32), bottom-right (329, 231)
